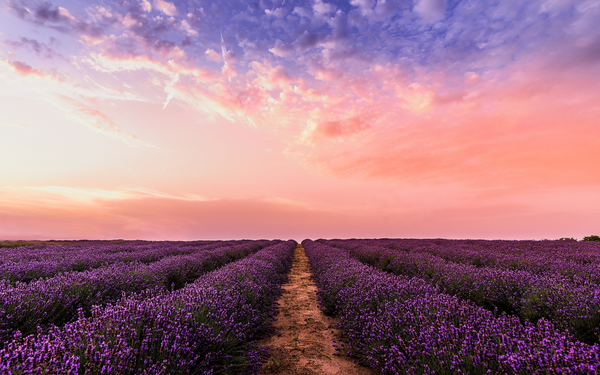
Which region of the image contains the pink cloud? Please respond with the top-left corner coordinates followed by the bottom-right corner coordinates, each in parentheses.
top-left (315, 116), bottom-right (370, 137)
top-left (221, 62), bottom-right (237, 80)
top-left (1, 59), bottom-right (51, 78)
top-left (301, 115), bottom-right (371, 143)
top-left (153, 0), bottom-right (176, 15)
top-left (267, 65), bottom-right (293, 85)
top-left (85, 50), bottom-right (206, 78)
top-left (180, 20), bottom-right (197, 36)
top-left (153, 61), bottom-right (314, 127)
top-left (9, 60), bottom-right (46, 76)
top-left (140, 0), bottom-right (151, 12)
top-left (307, 60), bottom-right (346, 81)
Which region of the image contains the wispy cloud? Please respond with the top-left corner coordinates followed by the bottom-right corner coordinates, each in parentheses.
top-left (13, 186), bottom-right (213, 203)
top-left (0, 58), bottom-right (61, 79)
top-left (0, 55), bottom-right (153, 146)
top-left (50, 95), bottom-right (154, 146)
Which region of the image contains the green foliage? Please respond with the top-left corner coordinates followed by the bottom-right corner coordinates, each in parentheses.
top-left (0, 242), bottom-right (35, 248)
top-left (583, 235), bottom-right (600, 242)
top-left (558, 237), bottom-right (577, 241)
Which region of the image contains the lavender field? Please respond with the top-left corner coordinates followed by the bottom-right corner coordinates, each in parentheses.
top-left (0, 239), bottom-right (296, 374)
top-left (2, 238), bottom-right (600, 374)
top-left (306, 239), bottom-right (600, 374)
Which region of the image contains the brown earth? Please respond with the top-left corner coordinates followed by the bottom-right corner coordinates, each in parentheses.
top-left (259, 244), bottom-right (377, 375)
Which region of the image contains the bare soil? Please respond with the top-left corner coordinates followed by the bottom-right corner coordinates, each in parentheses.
top-left (259, 244), bottom-right (377, 375)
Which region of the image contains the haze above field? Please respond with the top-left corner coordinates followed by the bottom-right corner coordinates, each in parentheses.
top-left (1, 0), bottom-right (599, 240)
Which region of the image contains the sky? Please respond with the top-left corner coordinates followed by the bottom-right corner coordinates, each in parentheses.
top-left (1, 0), bottom-right (599, 241)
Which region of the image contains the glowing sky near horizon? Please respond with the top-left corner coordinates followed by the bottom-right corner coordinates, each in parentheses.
top-left (1, 0), bottom-right (599, 240)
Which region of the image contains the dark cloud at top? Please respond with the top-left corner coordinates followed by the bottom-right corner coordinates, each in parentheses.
top-left (8, 0), bottom-right (106, 36)
top-left (293, 31), bottom-right (323, 53)
top-left (5, 0), bottom-right (599, 79)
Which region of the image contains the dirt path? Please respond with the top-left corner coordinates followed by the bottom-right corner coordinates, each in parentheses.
top-left (259, 244), bottom-right (377, 375)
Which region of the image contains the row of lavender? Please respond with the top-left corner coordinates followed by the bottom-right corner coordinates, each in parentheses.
top-left (0, 240), bottom-right (240, 284)
top-left (1, 240), bottom-right (297, 374)
top-left (0, 240), bottom-right (276, 345)
top-left (349, 238), bottom-right (600, 282)
top-left (304, 240), bottom-right (600, 374)
top-left (324, 239), bottom-right (600, 344)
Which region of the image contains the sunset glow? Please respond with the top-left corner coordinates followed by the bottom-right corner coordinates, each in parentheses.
top-left (1, 0), bottom-right (599, 240)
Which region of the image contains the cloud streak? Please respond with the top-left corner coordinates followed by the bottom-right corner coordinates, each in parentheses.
top-left (52, 95), bottom-right (152, 146)
top-left (0, 58), bottom-right (61, 79)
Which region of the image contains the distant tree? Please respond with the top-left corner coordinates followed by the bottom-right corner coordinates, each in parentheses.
top-left (559, 237), bottom-right (577, 241)
top-left (583, 235), bottom-right (600, 242)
